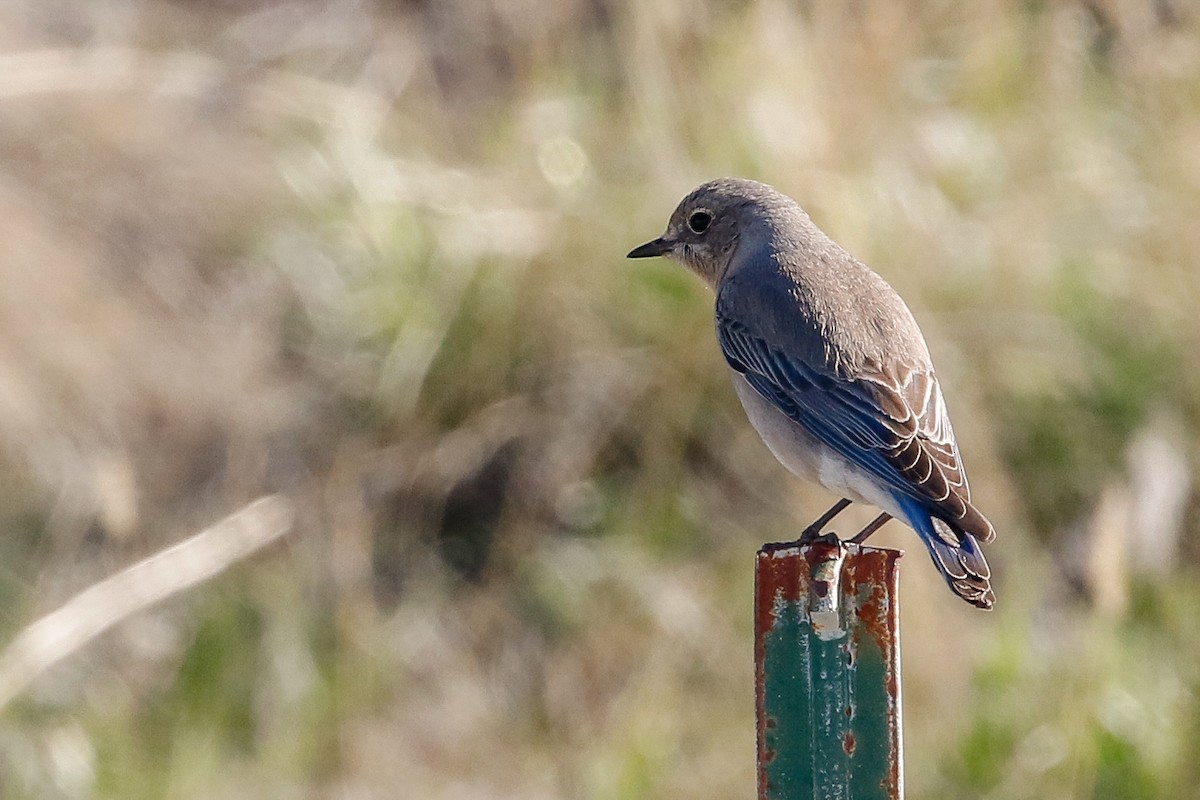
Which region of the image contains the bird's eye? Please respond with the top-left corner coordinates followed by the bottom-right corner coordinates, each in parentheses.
top-left (687, 210), bottom-right (713, 234)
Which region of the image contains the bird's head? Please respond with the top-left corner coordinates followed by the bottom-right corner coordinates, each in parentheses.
top-left (627, 178), bottom-right (792, 288)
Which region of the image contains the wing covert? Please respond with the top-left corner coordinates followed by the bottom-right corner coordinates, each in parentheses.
top-left (716, 312), bottom-right (994, 543)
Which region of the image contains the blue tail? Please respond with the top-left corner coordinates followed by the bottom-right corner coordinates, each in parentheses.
top-left (898, 497), bottom-right (995, 609)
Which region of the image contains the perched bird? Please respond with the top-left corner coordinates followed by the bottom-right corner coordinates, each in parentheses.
top-left (628, 178), bottom-right (996, 608)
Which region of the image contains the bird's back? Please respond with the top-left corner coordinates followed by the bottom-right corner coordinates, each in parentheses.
top-left (721, 206), bottom-right (933, 384)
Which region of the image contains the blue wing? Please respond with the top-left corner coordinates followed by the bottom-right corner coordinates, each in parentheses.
top-left (716, 312), bottom-right (995, 544)
top-left (717, 315), bottom-right (916, 494)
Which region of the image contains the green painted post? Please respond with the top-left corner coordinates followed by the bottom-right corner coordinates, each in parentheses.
top-left (756, 537), bottom-right (903, 800)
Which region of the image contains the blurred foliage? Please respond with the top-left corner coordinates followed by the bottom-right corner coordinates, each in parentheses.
top-left (999, 269), bottom-right (1189, 538)
top-left (0, 0), bottom-right (1197, 798)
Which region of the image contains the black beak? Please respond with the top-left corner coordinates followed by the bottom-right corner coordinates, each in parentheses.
top-left (626, 237), bottom-right (672, 259)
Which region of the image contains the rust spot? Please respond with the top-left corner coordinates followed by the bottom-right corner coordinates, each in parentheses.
top-left (756, 546), bottom-right (806, 799)
top-left (859, 548), bottom-right (902, 710)
top-left (757, 540), bottom-right (903, 799)
top-left (845, 546), bottom-right (904, 796)
top-left (848, 547), bottom-right (901, 649)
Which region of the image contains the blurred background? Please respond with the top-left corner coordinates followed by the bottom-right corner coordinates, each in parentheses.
top-left (0, 0), bottom-right (1198, 797)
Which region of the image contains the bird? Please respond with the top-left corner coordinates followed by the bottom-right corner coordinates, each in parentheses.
top-left (628, 178), bottom-right (996, 609)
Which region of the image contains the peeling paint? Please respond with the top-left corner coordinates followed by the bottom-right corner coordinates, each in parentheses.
top-left (755, 541), bottom-right (904, 800)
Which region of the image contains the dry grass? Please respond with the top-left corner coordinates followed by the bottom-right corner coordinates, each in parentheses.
top-left (0, 1), bottom-right (1197, 797)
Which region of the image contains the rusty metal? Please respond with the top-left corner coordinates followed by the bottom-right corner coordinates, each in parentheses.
top-left (756, 537), bottom-right (903, 800)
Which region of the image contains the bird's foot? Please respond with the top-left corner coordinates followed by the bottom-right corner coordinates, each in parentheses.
top-left (848, 513), bottom-right (892, 545)
top-left (797, 498), bottom-right (852, 545)
top-left (797, 525), bottom-right (824, 546)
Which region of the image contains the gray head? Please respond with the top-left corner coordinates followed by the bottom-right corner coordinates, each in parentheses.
top-left (627, 178), bottom-right (805, 287)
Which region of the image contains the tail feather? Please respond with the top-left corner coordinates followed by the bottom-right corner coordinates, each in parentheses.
top-left (910, 506), bottom-right (995, 610)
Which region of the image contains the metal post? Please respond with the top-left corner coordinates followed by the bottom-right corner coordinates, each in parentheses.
top-left (755, 537), bottom-right (903, 800)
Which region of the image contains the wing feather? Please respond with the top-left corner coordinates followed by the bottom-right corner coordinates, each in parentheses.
top-left (716, 313), bottom-right (995, 544)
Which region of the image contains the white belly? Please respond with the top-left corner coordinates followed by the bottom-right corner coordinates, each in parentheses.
top-left (730, 372), bottom-right (907, 522)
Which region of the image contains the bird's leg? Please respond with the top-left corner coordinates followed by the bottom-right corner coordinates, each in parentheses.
top-left (799, 498), bottom-right (852, 543)
top-left (849, 513), bottom-right (892, 544)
